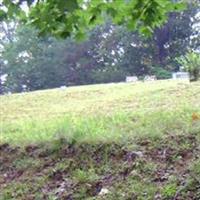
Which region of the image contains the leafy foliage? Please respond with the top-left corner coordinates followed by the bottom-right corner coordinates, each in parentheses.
top-left (151, 67), bottom-right (171, 80)
top-left (0, 0), bottom-right (186, 38)
top-left (176, 51), bottom-right (200, 81)
top-left (3, 25), bottom-right (67, 92)
top-left (0, 2), bottom-right (199, 93)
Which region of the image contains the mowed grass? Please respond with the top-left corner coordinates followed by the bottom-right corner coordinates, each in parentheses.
top-left (1, 80), bottom-right (200, 145)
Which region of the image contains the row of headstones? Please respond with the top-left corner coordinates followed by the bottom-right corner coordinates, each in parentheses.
top-left (126, 75), bottom-right (157, 83)
top-left (126, 72), bottom-right (190, 83)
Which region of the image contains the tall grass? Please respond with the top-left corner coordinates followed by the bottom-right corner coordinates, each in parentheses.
top-left (1, 80), bottom-right (200, 145)
top-left (1, 108), bottom-right (199, 146)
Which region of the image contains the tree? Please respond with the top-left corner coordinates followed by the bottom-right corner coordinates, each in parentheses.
top-left (111, 2), bottom-right (199, 76)
top-left (0, 0), bottom-right (186, 38)
top-left (2, 25), bottom-right (68, 92)
top-left (0, 20), bottom-right (18, 94)
top-left (61, 39), bottom-right (97, 85)
top-left (0, 1), bottom-right (198, 93)
top-left (153, 2), bottom-right (199, 67)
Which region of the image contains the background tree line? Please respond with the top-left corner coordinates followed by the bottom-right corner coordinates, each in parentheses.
top-left (0, 2), bottom-right (199, 94)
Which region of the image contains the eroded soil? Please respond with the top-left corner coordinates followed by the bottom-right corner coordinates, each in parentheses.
top-left (0, 133), bottom-right (200, 200)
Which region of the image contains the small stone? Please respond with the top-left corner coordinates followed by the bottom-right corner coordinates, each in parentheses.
top-left (99, 188), bottom-right (109, 195)
top-left (125, 151), bottom-right (144, 162)
top-left (133, 151), bottom-right (143, 157)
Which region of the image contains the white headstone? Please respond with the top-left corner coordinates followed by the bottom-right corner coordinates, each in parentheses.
top-left (126, 76), bottom-right (138, 83)
top-left (172, 72), bottom-right (190, 80)
top-left (60, 86), bottom-right (67, 90)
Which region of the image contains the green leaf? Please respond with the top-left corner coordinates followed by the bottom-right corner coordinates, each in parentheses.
top-left (0, 10), bottom-right (7, 20)
top-left (89, 15), bottom-right (97, 25)
top-left (173, 3), bottom-right (187, 11)
top-left (75, 31), bottom-right (86, 42)
top-left (65, 0), bottom-right (79, 12)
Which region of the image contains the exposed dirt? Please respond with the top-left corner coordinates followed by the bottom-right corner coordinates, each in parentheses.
top-left (0, 133), bottom-right (200, 200)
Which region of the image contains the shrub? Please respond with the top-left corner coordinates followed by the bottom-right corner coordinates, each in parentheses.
top-left (151, 67), bottom-right (171, 80)
top-left (176, 51), bottom-right (200, 81)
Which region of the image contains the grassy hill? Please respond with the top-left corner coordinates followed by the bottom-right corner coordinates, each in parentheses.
top-left (1, 80), bottom-right (200, 199)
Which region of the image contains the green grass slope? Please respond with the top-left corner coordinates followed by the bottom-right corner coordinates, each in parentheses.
top-left (1, 80), bottom-right (200, 145)
top-left (0, 80), bottom-right (200, 199)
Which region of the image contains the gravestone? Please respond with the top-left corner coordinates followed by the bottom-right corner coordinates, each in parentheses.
top-left (144, 75), bottom-right (157, 81)
top-left (126, 76), bottom-right (138, 83)
top-left (172, 72), bottom-right (190, 80)
top-left (60, 86), bottom-right (67, 90)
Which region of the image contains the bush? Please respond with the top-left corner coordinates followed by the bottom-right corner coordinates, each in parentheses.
top-left (151, 67), bottom-right (171, 80)
top-left (176, 51), bottom-right (200, 81)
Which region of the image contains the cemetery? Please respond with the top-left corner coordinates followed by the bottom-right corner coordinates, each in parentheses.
top-left (0, 1), bottom-right (200, 200)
